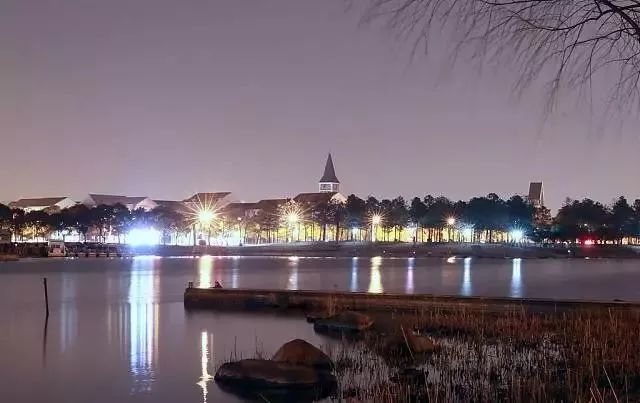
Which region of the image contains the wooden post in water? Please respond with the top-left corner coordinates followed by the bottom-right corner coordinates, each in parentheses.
top-left (43, 278), bottom-right (49, 318)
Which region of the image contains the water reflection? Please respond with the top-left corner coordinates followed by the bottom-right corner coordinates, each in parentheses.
top-left (406, 258), bottom-right (415, 294)
top-left (461, 257), bottom-right (472, 296)
top-left (350, 257), bottom-right (358, 292)
top-left (368, 256), bottom-right (383, 294)
top-left (196, 331), bottom-right (214, 403)
top-left (60, 273), bottom-right (77, 352)
top-left (231, 257), bottom-right (239, 289)
top-left (198, 256), bottom-right (214, 288)
top-left (287, 257), bottom-right (299, 290)
top-left (128, 257), bottom-right (159, 393)
top-left (511, 258), bottom-right (522, 298)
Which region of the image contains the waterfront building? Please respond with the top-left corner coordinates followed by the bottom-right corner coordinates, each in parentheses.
top-left (318, 153), bottom-right (340, 193)
top-left (85, 194), bottom-right (158, 211)
top-left (294, 192), bottom-right (346, 205)
top-left (528, 182), bottom-right (544, 208)
top-left (9, 197), bottom-right (76, 213)
top-left (183, 192), bottom-right (232, 208)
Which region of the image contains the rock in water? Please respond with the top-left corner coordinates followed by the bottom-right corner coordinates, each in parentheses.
top-left (215, 359), bottom-right (336, 401)
top-left (406, 332), bottom-right (438, 354)
top-left (314, 311), bottom-right (374, 333)
top-left (272, 339), bottom-right (333, 370)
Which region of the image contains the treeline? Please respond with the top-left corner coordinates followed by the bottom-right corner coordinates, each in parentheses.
top-left (0, 203), bottom-right (184, 242)
top-left (2, 194), bottom-right (640, 244)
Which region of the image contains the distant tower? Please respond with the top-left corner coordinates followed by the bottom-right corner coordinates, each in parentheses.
top-left (527, 182), bottom-right (544, 208)
top-left (318, 153), bottom-right (340, 193)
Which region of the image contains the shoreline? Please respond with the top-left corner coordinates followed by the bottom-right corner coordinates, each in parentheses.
top-left (139, 242), bottom-right (640, 259)
top-left (4, 242), bottom-right (640, 259)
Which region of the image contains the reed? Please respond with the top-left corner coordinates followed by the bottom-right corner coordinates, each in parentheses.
top-left (327, 307), bottom-right (640, 402)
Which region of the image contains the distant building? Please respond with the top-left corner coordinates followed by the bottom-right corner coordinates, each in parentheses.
top-left (222, 202), bottom-right (261, 220)
top-left (85, 194), bottom-right (158, 211)
top-left (294, 192), bottom-right (346, 205)
top-left (254, 198), bottom-right (290, 213)
top-left (527, 182), bottom-right (544, 208)
top-left (182, 192), bottom-right (232, 213)
top-left (318, 153), bottom-right (340, 193)
top-left (9, 197), bottom-right (76, 213)
top-left (154, 199), bottom-right (188, 212)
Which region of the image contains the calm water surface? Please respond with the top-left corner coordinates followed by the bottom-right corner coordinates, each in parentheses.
top-left (1, 256), bottom-right (639, 402)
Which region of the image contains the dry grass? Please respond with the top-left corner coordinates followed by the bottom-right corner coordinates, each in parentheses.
top-left (325, 307), bottom-right (640, 402)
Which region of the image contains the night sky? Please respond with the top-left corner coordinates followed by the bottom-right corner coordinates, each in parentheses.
top-left (1, 0), bottom-right (639, 210)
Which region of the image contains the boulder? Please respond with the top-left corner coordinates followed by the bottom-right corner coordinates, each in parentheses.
top-left (380, 328), bottom-right (439, 359)
top-left (405, 332), bottom-right (438, 354)
top-left (215, 359), bottom-right (336, 401)
top-left (313, 311), bottom-right (374, 333)
top-left (272, 339), bottom-right (333, 370)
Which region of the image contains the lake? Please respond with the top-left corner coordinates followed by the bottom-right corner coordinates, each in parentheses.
top-left (1, 256), bottom-right (639, 402)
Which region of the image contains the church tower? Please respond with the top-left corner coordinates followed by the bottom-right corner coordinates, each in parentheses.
top-left (318, 153), bottom-right (340, 193)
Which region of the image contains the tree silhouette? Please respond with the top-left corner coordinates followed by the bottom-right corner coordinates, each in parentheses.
top-left (345, 194), bottom-right (367, 240)
top-left (409, 197), bottom-right (427, 242)
top-left (365, 0), bottom-right (640, 110)
top-left (0, 204), bottom-right (11, 231)
top-left (609, 196), bottom-right (635, 243)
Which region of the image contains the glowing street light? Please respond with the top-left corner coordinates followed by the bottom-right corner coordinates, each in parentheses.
top-left (281, 203), bottom-right (303, 243)
top-left (462, 227), bottom-right (473, 242)
top-left (510, 229), bottom-right (524, 243)
top-left (196, 210), bottom-right (216, 246)
top-left (198, 210), bottom-right (215, 226)
top-left (286, 212), bottom-right (299, 225)
top-left (446, 217), bottom-right (456, 242)
top-left (370, 214), bottom-right (382, 242)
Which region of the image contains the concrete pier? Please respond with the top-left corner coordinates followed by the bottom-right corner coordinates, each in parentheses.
top-left (184, 287), bottom-right (640, 314)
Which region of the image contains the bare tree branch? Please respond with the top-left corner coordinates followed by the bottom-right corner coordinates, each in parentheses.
top-left (363, 0), bottom-right (640, 112)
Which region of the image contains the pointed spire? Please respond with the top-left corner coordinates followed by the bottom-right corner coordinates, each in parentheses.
top-left (319, 153), bottom-right (339, 183)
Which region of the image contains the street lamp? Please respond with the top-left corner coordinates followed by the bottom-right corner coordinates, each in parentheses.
top-left (197, 210), bottom-right (215, 245)
top-left (286, 211), bottom-right (300, 243)
top-left (198, 210), bottom-right (215, 226)
top-left (446, 217), bottom-right (456, 242)
top-left (287, 212), bottom-right (299, 225)
top-left (371, 214), bottom-right (382, 242)
top-left (237, 216), bottom-right (243, 246)
top-left (510, 229), bottom-right (524, 243)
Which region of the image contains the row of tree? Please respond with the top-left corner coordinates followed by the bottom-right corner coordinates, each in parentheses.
top-left (0, 203), bottom-right (184, 242)
top-left (2, 194), bottom-right (640, 244)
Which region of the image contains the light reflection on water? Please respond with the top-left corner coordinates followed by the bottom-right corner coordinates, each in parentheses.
top-left (368, 256), bottom-right (383, 294)
top-left (231, 257), bottom-right (239, 288)
top-left (198, 256), bottom-right (213, 288)
top-left (461, 257), bottom-right (472, 296)
top-left (350, 257), bottom-right (358, 292)
top-left (287, 257), bottom-right (299, 290)
top-left (406, 257), bottom-right (415, 294)
top-left (2, 256), bottom-right (640, 402)
top-left (511, 258), bottom-right (522, 298)
top-left (128, 257), bottom-right (159, 393)
top-left (60, 273), bottom-right (77, 352)
top-left (196, 331), bottom-right (214, 403)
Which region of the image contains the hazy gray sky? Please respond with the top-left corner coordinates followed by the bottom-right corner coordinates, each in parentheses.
top-left (1, 0), bottom-right (639, 210)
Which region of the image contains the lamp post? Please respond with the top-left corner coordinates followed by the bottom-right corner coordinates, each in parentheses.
top-left (197, 210), bottom-right (215, 246)
top-left (287, 212), bottom-right (299, 243)
top-left (371, 214), bottom-right (381, 243)
top-left (446, 217), bottom-right (456, 242)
